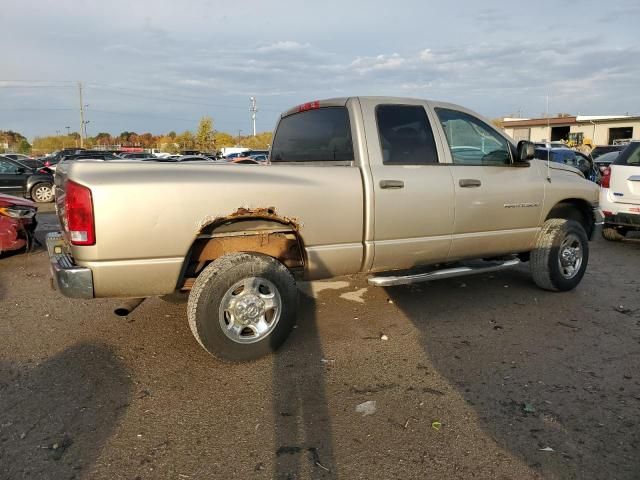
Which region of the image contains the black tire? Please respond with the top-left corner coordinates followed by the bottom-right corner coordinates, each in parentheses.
top-left (530, 219), bottom-right (589, 292)
top-left (187, 253), bottom-right (297, 362)
top-left (602, 226), bottom-right (626, 242)
top-left (30, 182), bottom-right (54, 203)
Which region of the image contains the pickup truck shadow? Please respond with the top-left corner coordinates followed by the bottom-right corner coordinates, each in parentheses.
top-left (0, 342), bottom-right (132, 479)
top-left (383, 265), bottom-right (640, 479)
top-left (271, 289), bottom-right (337, 479)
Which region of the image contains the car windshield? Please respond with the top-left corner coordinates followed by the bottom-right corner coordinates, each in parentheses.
top-left (594, 151), bottom-right (620, 163)
top-left (591, 145), bottom-right (624, 159)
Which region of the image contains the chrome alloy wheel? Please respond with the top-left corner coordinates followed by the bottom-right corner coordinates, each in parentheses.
top-left (218, 277), bottom-right (282, 344)
top-left (558, 233), bottom-right (583, 279)
top-left (34, 185), bottom-right (53, 202)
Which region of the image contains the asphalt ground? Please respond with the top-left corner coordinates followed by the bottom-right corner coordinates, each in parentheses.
top-left (1, 205), bottom-right (639, 479)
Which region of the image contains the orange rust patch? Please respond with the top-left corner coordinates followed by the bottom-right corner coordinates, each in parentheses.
top-left (192, 233), bottom-right (303, 268)
top-left (198, 207), bottom-right (301, 234)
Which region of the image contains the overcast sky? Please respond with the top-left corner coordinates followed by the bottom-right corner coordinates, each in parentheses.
top-left (1, 0), bottom-right (639, 139)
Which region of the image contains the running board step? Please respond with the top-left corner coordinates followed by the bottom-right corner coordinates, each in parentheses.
top-left (368, 259), bottom-right (521, 287)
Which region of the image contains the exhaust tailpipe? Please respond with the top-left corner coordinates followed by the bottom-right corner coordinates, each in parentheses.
top-left (114, 298), bottom-right (146, 317)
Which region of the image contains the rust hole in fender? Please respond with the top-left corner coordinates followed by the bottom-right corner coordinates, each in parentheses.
top-left (197, 207), bottom-right (302, 235)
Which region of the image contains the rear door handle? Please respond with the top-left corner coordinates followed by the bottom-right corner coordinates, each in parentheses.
top-left (380, 180), bottom-right (404, 189)
top-left (459, 178), bottom-right (481, 188)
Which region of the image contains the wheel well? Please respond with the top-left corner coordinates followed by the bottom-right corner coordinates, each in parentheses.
top-left (546, 199), bottom-right (594, 238)
top-left (178, 216), bottom-right (305, 290)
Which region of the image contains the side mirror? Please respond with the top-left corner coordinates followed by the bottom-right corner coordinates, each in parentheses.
top-left (16, 167), bottom-right (26, 174)
top-left (517, 140), bottom-right (535, 161)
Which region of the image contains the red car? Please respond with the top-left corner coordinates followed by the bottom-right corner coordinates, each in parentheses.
top-left (0, 194), bottom-right (37, 255)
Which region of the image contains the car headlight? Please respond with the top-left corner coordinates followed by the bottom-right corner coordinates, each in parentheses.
top-left (0, 206), bottom-right (37, 219)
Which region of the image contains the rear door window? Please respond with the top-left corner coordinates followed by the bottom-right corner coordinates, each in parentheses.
top-left (375, 105), bottom-right (439, 165)
top-left (270, 107), bottom-right (354, 162)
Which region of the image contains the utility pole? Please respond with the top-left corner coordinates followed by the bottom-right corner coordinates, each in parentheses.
top-left (65, 126), bottom-right (70, 136)
top-left (237, 129), bottom-right (243, 145)
top-left (78, 82), bottom-right (86, 147)
top-left (249, 96), bottom-right (258, 136)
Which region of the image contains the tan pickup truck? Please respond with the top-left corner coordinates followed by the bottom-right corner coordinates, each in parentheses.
top-left (48, 97), bottom-right (600, 361)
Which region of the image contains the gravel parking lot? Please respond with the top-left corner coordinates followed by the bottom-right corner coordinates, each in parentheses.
top-left (1, 206), bottom-right (639, 480)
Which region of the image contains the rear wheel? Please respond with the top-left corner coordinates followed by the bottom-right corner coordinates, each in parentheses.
top-left (187, 253), bottom-right (297, 362)
top-left (602, 226), bottom-right (626, 242)
top-left (531, 218), bottom-right (589, 292)
top-left (31, 182), bottom-right (54, 203)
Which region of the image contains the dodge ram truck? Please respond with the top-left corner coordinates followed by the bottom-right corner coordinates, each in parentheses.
top-left (47, 97), bottom-right (600, 361)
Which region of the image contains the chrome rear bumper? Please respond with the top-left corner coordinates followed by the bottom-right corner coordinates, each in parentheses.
top-left (46, 232), bottom-right (94, 299)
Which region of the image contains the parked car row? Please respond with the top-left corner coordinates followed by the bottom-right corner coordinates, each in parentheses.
top-left (0, 155), bottom-right (54, 203)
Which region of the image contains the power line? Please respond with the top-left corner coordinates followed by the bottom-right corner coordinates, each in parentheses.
top-left (0, 85), bottom-right (75, 89)
top-left (86, 84), bottom-right (284, 112)
top-left (0, 106), bottom-right (203, 122)
top-left (0, 81), bottom-right (287, 112)
top-left (0, 107), bottom-right (75, 111)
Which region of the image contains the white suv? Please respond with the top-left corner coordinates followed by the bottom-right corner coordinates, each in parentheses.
top-left (600, 141), bottom-right (640, 241)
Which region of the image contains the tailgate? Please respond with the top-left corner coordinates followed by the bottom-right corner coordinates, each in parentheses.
top-left (610, 164), bottom-right (640, 205)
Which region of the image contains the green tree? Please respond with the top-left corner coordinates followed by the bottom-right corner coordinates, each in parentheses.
top-left (0, 130), bottom-right (28, 151)
top-left (94, 132), bottom-right (111, 144)
top-left (243, 132), bottom-right (273, 149)
top-left (195, 116), bottom-right (215, 152)
top-left (176, 130), bottom-right (195, 151)
top-left (17, 139), bottom-right (31, 154)
top-left (158, 135), bottom-right (180, 153)
top-left (213, 131), bottom-right (235, 149)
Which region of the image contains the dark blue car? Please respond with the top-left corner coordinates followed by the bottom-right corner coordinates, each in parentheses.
top-left (534, 148), bottom-right (601, 183)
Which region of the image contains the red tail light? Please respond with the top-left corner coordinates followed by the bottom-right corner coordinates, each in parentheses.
top-left (297, 100), bottom-right (320, 112)
top-left (601, 167), bottom-right (611, 188)
top-left (65, 180), bottom-right (95, 245)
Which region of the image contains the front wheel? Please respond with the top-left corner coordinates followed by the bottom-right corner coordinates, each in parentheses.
top-left (530, 219), bottom-right (589, 292)
top-left (187, 253), bottom-right (297, 362)
top-left (31, 182), bottom-right (54, 203)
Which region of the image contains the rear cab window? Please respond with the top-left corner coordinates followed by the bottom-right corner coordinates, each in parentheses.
top-left (270, 107), bottom-right (354, 164)
top-left (375, 105), bottom-right (439, 165)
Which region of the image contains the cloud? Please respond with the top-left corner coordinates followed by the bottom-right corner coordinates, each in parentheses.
top-left (256, 41), bottom-right (310, 53)
top-left (1, 0), bottom-right (639, 137)
top-left (419, 49), bottom-right (434, 62)
top-left (349, 54), bottom-right (406, 74)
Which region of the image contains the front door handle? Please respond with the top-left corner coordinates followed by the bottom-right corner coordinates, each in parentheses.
top-left (380, 180), bottom-right (404, 189)
top-left (459, 178), bottom-right (481, 188)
